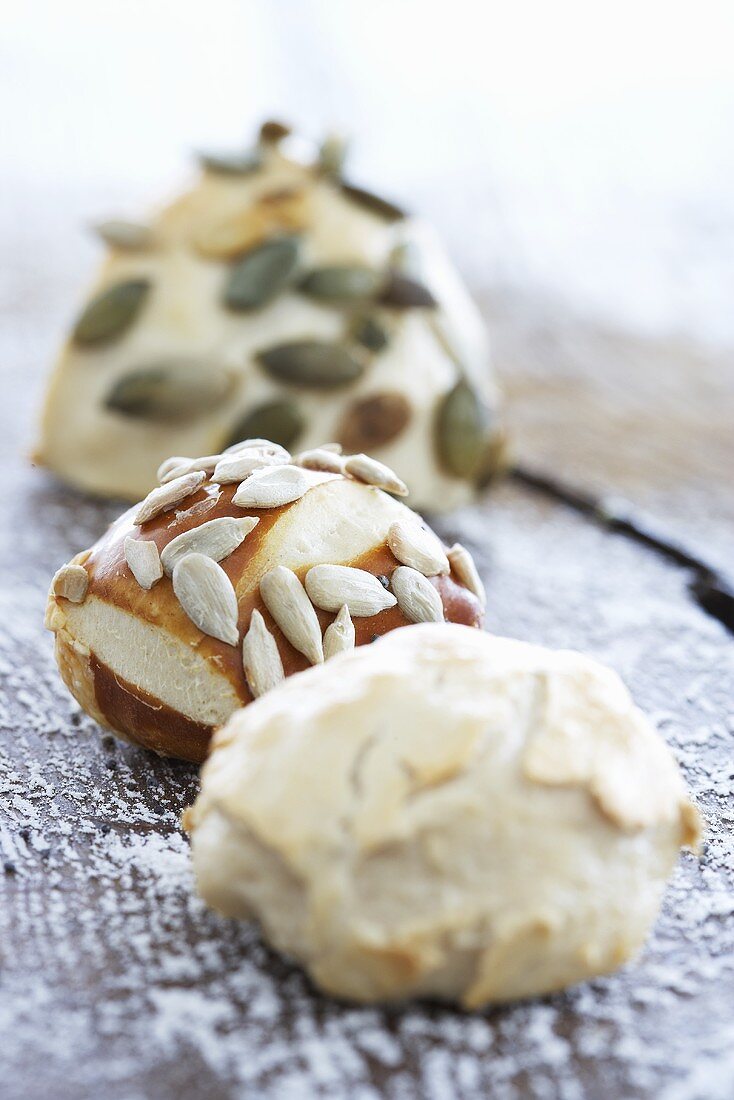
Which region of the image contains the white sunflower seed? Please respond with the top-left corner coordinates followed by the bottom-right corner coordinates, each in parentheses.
top-left (242, 609), bottom-right (285, 698)
top-left (212, 450), bottom-right (290, 484)
top-left (344, 453), bottom-right (408, 496)
top-left (157, 455), bottom-right (190, 482)
top-left (260, 566), bottom-right (323, 664)
top-left (51, 563), bottom-right (89, 603)
top-left (233, 465), bottom-right (336, 509)
top-left (134, 470), bottom-right (206, 525)
top-left (447, 543), bottom-right (486, 611)
top-left (172, 553), bottom-right (239, 646)
top-left (323, 604), bottom-right (355, 659)
top-left (160, 455), bottom-right (222, 483)
top-left (223, 438), bottom-right (291, 459)
top-left (295, 447), bottom-right (346, 474)
top-left (387, 520), bottom-right (449, 576)
top-left (160, 516), bottom-right (259, 576)
top-left (124, 537), bottom-right (163, 590)
top-left (391, 566), bottom-right (444, 624)
top-left (305, 565), bottom-right (396, 617)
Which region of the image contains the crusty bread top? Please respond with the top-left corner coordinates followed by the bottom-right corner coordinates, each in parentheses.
top-left (81, 476), bottom-right (482, 705)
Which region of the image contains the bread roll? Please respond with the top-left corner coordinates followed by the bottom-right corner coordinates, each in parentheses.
top-left (186, 623), bottom-right (700, 1006)
top-left (36, 121), bottom-right (503, 512)
top-left (45, 443), bottom-right (483, 762)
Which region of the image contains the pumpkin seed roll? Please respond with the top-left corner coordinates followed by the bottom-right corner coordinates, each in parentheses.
top-left (37, 121), bottom-right (504, 512)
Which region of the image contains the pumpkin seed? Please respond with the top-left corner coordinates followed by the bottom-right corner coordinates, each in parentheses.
top-left (299, 265), bottom-right (383, 302)
top-left (198, 149), bottom-right (262, 176)
top-left (223, 236), bottom-right (300, 311)
top-left (257, 340), bottom-right (365, 389)
top-left (223, 399), bottom-right (305, 451)
top-left (435, 380), bottom-right (500, 480)
top-left (259, 119), bottom-right (292, 144)
top-left (104, 362), bottom-right (233, 423)
top-left (72, 279), bottom-right (150, 346)
top-left (318, 133), bottom-right (348, 178)
top-left (351, 313), bottom-right (389, 352)
top-left (340, 181), bottom-right (406, 222)
top-left (92, 219), bottom-right (154, 251)
top-left (338, 391), bottom-right (411, 453)
top-left (379, 271), bottom-right (436, 309)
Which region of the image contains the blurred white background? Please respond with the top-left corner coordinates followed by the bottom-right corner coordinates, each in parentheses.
top-left (3, 0), bottom-right (733, 344)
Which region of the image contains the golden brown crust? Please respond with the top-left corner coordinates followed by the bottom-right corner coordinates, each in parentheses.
top-left (46, 479), bottom-right (483, 760)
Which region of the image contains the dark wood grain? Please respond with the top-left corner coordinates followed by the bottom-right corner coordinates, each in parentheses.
top-left (1, 251), bottom-right (733, 1100)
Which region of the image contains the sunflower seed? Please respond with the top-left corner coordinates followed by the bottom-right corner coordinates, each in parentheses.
top-left (260, 566), bottom-right (323, 664)
top-left (51, 563), bottom-right (88, 603)
top-left (133, 470), bottom-right (206, 525)
top-left (172, 553), bottom-right (239, 646)
top-left (242, 609), bottom-right (285, 698)
top-left (343, 453), bottom-right (408, 496)
top-left (161, 516), bottom-right (259, 576)
top-left (299, 265), bottom-right (383, 302)
top-left (198, 149), bottom-right (262, 176)
top-left (224, 401), bottom-right (304, 452)
top-left (338, 391), bottom-right (411, 453)
top-left (257, 340), bottom-right (365, 389)
top-left (124, 537), bottom-right (163, 590)
top-left (294, 447), bottom-right (345, 474)
top-left (259, 119), bottom-right (292, 144)
top-left (379, 271), bottom-right (436, 309)
top-left (223, 437), bottom-right (292, 459)
top-left (351, 313), bottom-right (389, 352)
top-left (157, 456), bottom-right (190, 481)
top-left (318, 133), bottom-right (348, 178)
top-left (105, 363), bottom-right (233, 423)
top-left (435, 380), bottom-right (500, 480)
top-left (224, 236), bottom-right (300, 311)
top-left (340, 181), bottom-right (406, 222)
top-left (323, 604), bottom-right (355, 659)
top-left (72, 279), bottom-right (150, 346)
top-left (391, 566), bottom-right (444, 624)
top-left (447, 543), bottom-right (486, 611)
top-left (387, 520), bottom-right (449, 576)
top-left (233, 465), bottom-right (335, 509)
top-left (92, 219), bottom-right (154, 251)
top-left (213, 450), bottom-right (290, 483)
top-left (305, 565), bottom-right (396, 617)
top-left (160, 455), bottom-right (222, 483)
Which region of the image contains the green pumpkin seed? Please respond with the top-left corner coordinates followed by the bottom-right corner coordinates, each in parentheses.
top-left (350, 313), bottom-right (389, 352)
top-left (198, 150), bottom-right (262, 176)
top-left (223, 399), bottom-right (305, 451)
top-left (299, 265), bottom-right (383, 302)
top-left (259, 119), bottom-right (292, 144)
top-left (224, 237), bottom-right (300, 311)
top-left (72, 279), bottom-right (151, 347)
top-left (92, 219), bottom-right (154, 251)
top-left (379, 271), bottom-right (436, 309)
top-left (318, 134), bottom-right (348, 178)
top-left (435, 380), bottom-right (501, 481)
top-left (257, 340), bottom-right (365, 389)
top-left (104, 362), bottom-right (234, 423)
top-left (340, 182), bottom-right (406, 222)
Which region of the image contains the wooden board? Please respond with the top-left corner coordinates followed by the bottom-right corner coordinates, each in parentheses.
top-left (1, 269), bottom-right (733, 1098)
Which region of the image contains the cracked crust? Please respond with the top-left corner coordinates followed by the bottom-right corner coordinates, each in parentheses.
top-left (187, 623), bottom-right (701, 1006)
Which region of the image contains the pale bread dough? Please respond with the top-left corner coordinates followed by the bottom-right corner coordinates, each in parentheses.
top-left (187, 623), bottom-right (700, 1006)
